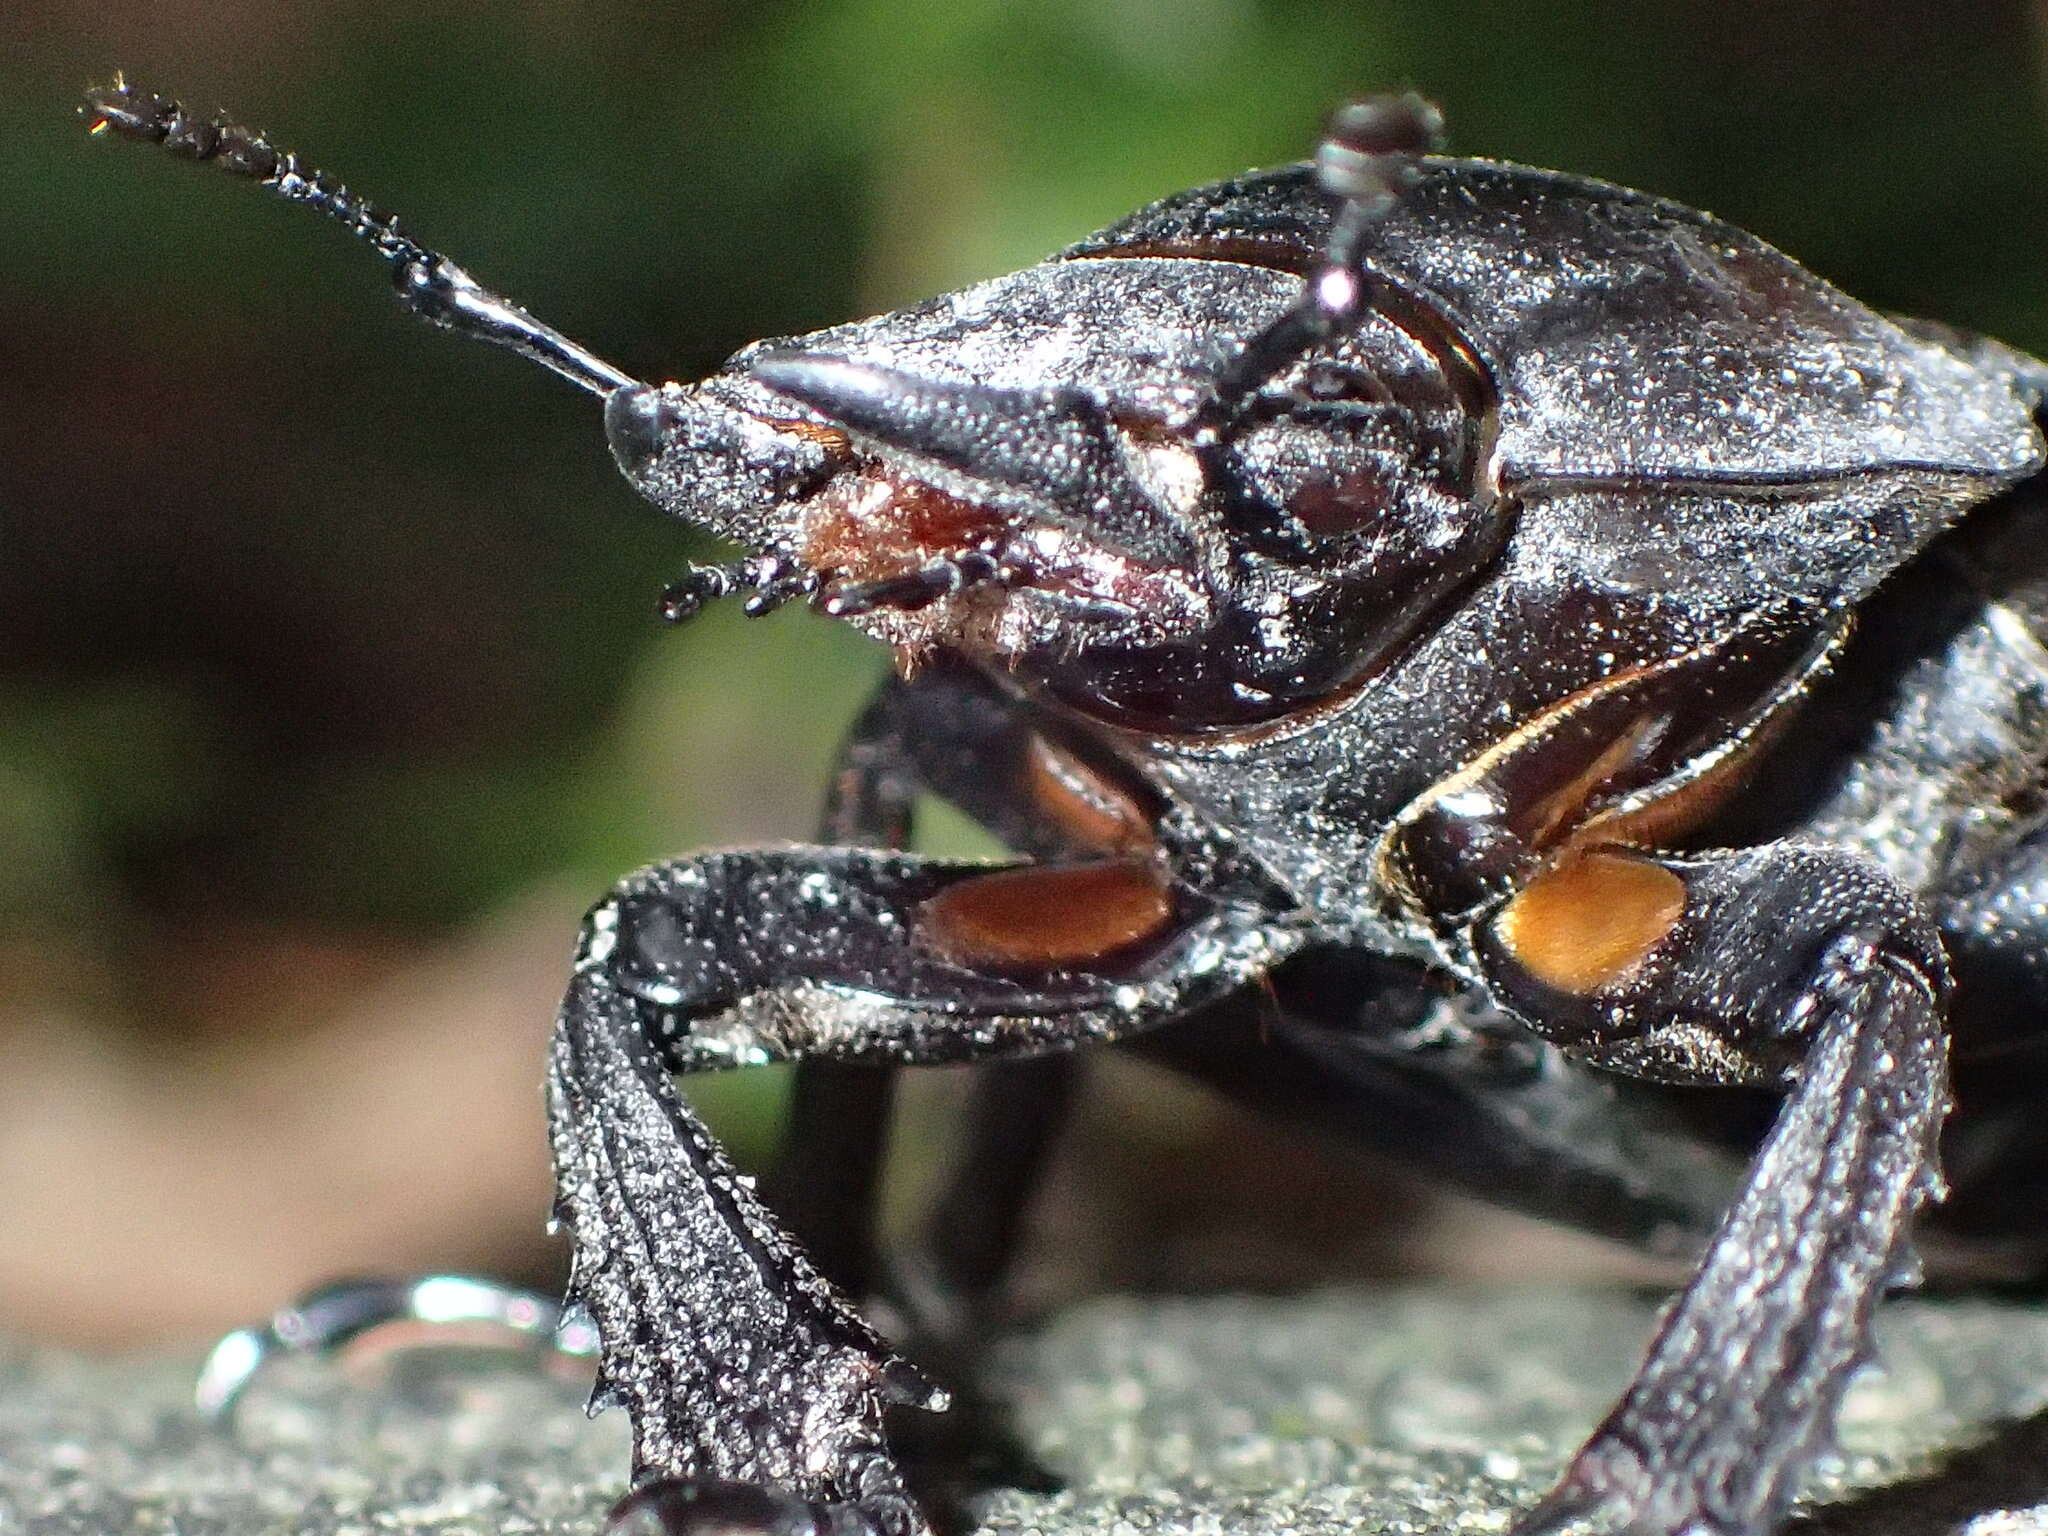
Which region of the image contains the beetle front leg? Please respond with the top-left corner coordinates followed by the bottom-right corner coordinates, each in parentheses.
top-left (550, 844), bottom-right (1292, 1535)
top-left (1466, 843), bottom-right (1950, 1536)
top-left (553, 959), bottom-right (926, 1536)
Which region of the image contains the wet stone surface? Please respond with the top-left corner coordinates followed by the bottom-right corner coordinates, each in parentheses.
top-left (6, 1289), bottom-right (2048, 1535)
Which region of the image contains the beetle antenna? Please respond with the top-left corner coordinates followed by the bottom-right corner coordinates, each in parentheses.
top-left (81, 75), bottom-right (640, 399)
top-left (1199, 93), bottom-right (1442, 435)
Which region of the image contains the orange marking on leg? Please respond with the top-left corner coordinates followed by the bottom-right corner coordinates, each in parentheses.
top-left (1493, 850), bottom-right (1686, 996)
top-left (1025, 736), bottom-right (1154, 855)
top-left (919, 860), bottom-right (1174, 971)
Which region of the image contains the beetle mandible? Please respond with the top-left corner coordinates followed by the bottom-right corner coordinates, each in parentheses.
top-left (82, 78), bottom-right (2048, 1536)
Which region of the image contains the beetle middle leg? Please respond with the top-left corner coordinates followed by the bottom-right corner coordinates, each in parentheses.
top-left (771, 667), bottom-right (1090, 1368)
top-left (760, 675), bottom-right (926, 1306)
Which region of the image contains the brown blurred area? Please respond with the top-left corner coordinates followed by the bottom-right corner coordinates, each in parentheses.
top-left (3, 0), bottom-right (2045, 1348)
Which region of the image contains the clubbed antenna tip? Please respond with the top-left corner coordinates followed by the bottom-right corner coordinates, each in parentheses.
top-left (1198, 90), bottom-right (1446, 440)
top-left (1316, 93), bottom-right (1444, 212)
top-left (82, 74), bottom-right (641, 400)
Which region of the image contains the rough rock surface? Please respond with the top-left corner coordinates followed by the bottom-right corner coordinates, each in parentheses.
top-left (6, 1289), bottom-right (2048, 1535)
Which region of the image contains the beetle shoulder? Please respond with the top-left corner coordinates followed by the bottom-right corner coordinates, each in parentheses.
top-left (1065, 160), bottom-right (2045, 491)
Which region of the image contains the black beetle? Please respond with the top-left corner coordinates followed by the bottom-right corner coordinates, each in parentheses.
top-left (83, 79), bottom-right (2048, 1536)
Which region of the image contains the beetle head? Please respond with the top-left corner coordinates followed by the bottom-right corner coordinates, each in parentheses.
top-left (84, 81), bottom-right (1493, 733)
top-left (611, 95), bottom-right (1505, 731)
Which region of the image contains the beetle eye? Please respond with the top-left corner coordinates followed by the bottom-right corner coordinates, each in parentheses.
top-left (1231, 402), bottom-right (1430, 546)
top-left (1290, 457), bottom-right (1399, 539)
top-left (1300, 361), bottom-right (1393, 405)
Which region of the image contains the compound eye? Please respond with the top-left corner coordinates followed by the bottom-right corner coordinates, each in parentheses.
top-left (1289, 443), bottom-right (1403, 540)
top-left (1232, 402), bottom-right (1419, 546)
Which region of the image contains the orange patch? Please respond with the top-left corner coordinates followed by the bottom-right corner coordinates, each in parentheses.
top-left (1493, 850), bottom-right (1686, 996)
top-left (920, 860), bottom-right (1174, 971)
top-left (1025, 736), bottom-right (1154, 855)
top-left (1517, 713), bottom-right (1662, 850)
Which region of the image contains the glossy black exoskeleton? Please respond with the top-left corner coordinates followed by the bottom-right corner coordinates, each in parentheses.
top-left (84, 80), bottom-right (2048, 1536)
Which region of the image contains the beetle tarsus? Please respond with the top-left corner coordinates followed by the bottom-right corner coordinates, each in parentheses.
top-left (193, 1274), bottom-right (598, 1427)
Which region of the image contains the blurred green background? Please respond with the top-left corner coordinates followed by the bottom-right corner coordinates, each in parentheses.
top-left (3, 0), bottom-right (2045, 1347)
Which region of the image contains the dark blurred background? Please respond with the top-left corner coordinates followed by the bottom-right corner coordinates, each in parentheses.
top-left (4, 0), bottom-right (2046, 1349)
